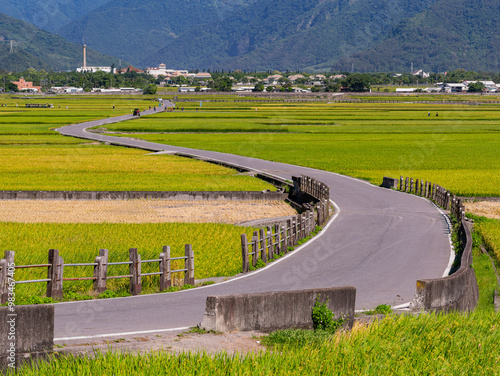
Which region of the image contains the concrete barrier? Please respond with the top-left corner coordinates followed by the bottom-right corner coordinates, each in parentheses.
top-left (381, 177), bottom-right (399, 189)
top-left (410, 219), bottom-right (479, 312)
top-left (0, 190), bottom-right (287, 202)
top-left (0, 305), bottom-right (54, 371)
top-left (200, 287), bottom-right (356, 332)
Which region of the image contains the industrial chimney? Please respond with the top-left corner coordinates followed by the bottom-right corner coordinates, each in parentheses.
top-left (83, 44), bottom-right (87, 69)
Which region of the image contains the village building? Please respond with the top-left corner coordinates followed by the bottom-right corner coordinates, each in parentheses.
top-left (12, 78), bottom-right (42, 92)
top-left (116, 66), bottom-right (144, 74)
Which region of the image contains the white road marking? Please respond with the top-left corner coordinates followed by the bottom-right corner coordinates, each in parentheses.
top-left (54, 327), bottom-right (190, 342)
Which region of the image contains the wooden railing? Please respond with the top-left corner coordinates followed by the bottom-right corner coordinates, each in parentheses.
top-left (241, 175), bottom-right (331, 273)
top-left (397, 176), bottom-right (465, 221)
top-left (0, 246), bottom-right (194, 303)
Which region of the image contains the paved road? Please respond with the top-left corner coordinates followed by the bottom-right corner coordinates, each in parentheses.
top-left (54, 103), bottom-right (452, 340)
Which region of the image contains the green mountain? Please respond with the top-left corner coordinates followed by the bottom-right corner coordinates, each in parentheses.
top-left (17, 0), bottom-right (498, 72)
top-left (0, 0), bottom-right (111, 32)
top-left (146, 0), bottom-right (440, 71)
top-left (332, 0), bottom-right (500, 72)
top-left (56, 0), bottom-right (257, 66)
top-left (0, 12), bottom-right (119, 72)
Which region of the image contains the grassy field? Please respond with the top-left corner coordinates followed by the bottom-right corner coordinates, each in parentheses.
top-left (102, 100), bottom-right (500, 196)
top-left (0, 136), bottom-right (271, 191)
top-left (474, 216), bottom-right (500, 268)
top-left (0, 94), bottom-right (162, 134)
top-left (3, 222), bottom-right (257, 304)
top-left (13, 310), bottom-right (500, 375)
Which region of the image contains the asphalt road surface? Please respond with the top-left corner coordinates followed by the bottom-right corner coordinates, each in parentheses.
top-left (53, 103), bottom-right (452, 341)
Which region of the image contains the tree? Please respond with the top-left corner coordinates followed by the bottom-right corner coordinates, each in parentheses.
top-left (341, 74), bottom-right (371, 92)
top-left (467, 82), bottom-right (485, 93)
top-left (266, 86), bottom-right (274, 92)
top-left (143, 84), bottom-right (157, 95)
top-left (213, 76), bottom-right (233, 92)
top-left (253, 82), bottom-right (264, 92)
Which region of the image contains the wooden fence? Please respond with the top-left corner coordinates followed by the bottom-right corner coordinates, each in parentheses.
top-left (240, 175), bottom-right (331, 273)
top-left (397, 176), bottom-right (465, 221)
top-left (0, 246), bottom-right (194, 303)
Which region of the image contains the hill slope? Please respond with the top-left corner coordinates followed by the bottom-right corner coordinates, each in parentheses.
top-left (0, 12), bottom-right (119, 72)
top-left (56, 0), bottom-right (257, 66)
top-left (332, 0), bottom-right (500, 72)
top-left (0, 0), bottom-right (111, 32)
top-left (146, 0), bottom-right (440, 71)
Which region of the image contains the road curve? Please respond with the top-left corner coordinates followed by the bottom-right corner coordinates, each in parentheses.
top-left (53, 104), bottom-right (452, 340)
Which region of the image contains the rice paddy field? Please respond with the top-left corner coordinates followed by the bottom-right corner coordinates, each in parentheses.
top-left (2, 93), bottom-right (500, 375)
top-left (102, 99), bottom-right (500, 197)
top-left (3, 222), bottom-right (258, 303)
top-left (13, 311), bottom-right (500, 375)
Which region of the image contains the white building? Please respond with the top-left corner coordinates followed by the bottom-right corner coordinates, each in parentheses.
top-left (147, 63), bottom-right (189, 77)
top-left (76, 67), bottom-right (116, 73)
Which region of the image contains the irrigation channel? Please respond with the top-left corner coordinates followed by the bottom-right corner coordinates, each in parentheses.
top-left (52, 101), bottom-right (453, 342)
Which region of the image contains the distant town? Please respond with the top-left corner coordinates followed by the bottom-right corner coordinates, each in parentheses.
top-left (1, 46), bottom-right (499, 95)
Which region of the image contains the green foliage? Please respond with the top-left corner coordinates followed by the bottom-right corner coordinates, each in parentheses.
top-left (262, 328), bottom-right (333, 348)
top-left (0, 13), bottom-right (118, 72)
top-left (311, 297), bottom-right (344, 333)
top-left (468, 82), bottom-right (485, 93)
top-left (210, 77), bottom-right (233, 92)
top-left (253, 83), bottom-right (264, 92)
top-left (143, 84), bottom-right (158, 95)
top-left (364, 304), bottom-right (393, 315)
top-left (341, 74), bottom-right (371, 92)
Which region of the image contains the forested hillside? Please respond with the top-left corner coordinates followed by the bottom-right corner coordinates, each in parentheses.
top-left (0, 12), bottom-right (118, 72)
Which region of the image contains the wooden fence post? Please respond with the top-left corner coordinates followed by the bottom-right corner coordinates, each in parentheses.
top-left (252, 231), bottom-right (258, 267)
top-left (400, 176), bottom-right (404, 191)
top-left (259, 228), bottom-right (267, 263)
top-left (286, 220), bottom-right (292, 249)
top-left (0, 259), bottom-right (6, 305)
top-left (415, 179), bottom-right (419, 195)
top-left (241, 234), bottom-right (249, 273)
top-left (129, 248), bottom-right (141, 295)
top-left (47, 249), bottom-right (63, 299)
top-left (281, 224), bottom-right (287, 253)
top-left (160, 246), bottom-right (171, 291)
top-left (405, 177), bottom-right (409, 192)
top-left (93, 249), bottom-right (108, 294)
top-left (184, 244), bottom-right (195, 286)
top-left (267, 226), bottom-right (275, 260)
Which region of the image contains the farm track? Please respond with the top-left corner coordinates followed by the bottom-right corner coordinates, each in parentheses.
top-left (53, 102), bottom-right (452, 341)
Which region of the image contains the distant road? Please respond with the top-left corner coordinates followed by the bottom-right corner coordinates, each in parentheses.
top-left (54, 103), bottom-right (452, 340)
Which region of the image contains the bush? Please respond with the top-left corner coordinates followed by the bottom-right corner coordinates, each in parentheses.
top-left (312, 296), bottom-right (344, 333)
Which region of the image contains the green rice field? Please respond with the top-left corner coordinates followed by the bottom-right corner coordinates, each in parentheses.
top-left (0, 136), bottom-right (271, 191)
top-left (3, 222), bottom-right (257, 303)
top-left (13, 310), bottom-right (500, 375)
top-left (104, 100), bottom-right (500, 196)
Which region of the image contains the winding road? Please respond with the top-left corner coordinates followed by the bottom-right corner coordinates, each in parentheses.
top-left (53, 103), bottom-right (453, 341)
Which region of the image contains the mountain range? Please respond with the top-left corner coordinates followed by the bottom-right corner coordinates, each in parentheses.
top-left (0, 0), bottom-right (498, 72)
top-left (0, 12), bottom-right (118, 72)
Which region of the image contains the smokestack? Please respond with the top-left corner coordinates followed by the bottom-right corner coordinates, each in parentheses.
top-left (83, 44), bottom-right (87, 69)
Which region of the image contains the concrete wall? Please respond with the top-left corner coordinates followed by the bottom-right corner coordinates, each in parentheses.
top-left (0, 190), bottom-right (287, 202)
top-left (0, 305), bottom-right (54, 370)
top-left (410, 220), bottom-right (479, 312)
top-left (200, 287), bottom-right (356, 333)
top-left (381, 177), bottom-right (398, 189)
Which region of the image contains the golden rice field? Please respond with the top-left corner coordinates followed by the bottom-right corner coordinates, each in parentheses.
top-left (0, 199), bottom-right (295, 224)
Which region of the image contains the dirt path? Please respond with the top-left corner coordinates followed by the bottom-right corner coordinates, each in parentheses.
top-left (0, 200), bottom-right (296, 224)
